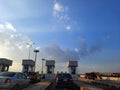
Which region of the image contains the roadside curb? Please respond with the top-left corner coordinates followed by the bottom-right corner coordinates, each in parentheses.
top-left (79, 78), bottom-right (120, 89)
top-left (91, 80), bottom-right (120, 89)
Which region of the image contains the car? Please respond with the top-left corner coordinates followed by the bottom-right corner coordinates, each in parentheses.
top-left (27, 72), bottom-right (41, 83)
top-left (55, 73), bottom-right (73, 88)
top-left (0, 72), bottom-right (30, 90)
top-left (39, 74), bottom-right (45, 79)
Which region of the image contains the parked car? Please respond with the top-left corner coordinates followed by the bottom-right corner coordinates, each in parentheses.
top-left (55, 73), bottom-right (73, 88)
top-left (0, 72), bottom-right (30, 90)
top-left (27, 72), bottom-right (41, 83)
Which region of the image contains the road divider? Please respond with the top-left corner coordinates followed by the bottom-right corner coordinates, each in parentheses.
top-left (79, 78), bottom-right (120, 89)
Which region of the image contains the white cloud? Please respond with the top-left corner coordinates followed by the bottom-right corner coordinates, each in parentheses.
top-left (0, 21), bottom-right (37, 72)
top-left (0, 22), bottom-right (16, 32)
top-left (53, 2), bottom-right (70, 21)
top-left (0, 35), bottom-right (33, 71)
top-left (0, 24), bottom-right (4, 29)
top-left (53, 1), bottom-right (74, 32)
top-left (0, 27), bottom-right (33, 71)
top-left (5, 22), bottom-right (16, 32)
top-left (75, 48), bottom-right (79, 52)
top-left (54, 3), bottom-right (63, 12)
top-left (66, 25), bottom-right (71, 30)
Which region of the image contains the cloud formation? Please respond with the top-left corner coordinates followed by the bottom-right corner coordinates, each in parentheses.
top-left (0, 22), bottom-right (16, 32)
top-left (90, 44), bottom-right (102, 54)
top-left (0, 21), bottom-right (105, 72)
top-left (53, 2), bottom-right (69, 21)
top-left (0, 21), bottom-right (33, 71)
top-left (52, 1), bottom-right (81, 32)
top-left (39, 39), bottom-right (103, 63)
top-left (0, 33), bottom-right (33, 71)
top-left (76, 39), bottom-right (88, 56)
top-left (54, 2), bottom-right (64, 12)
top-left (66, 25), bottom-right (71, 30)
top-left (53, 1), bottom-right (73, 31)
top-left (0, 23), bottom-right (117, 73)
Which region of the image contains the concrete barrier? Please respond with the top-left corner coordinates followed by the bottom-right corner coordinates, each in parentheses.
top-left (74, 80), bottom-right (103, 90)
top-left (102, 76), bottom-right (120, 81)
top-left (78, 78), bottom-right (120, 89)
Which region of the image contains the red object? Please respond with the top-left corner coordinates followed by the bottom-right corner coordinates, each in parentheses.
top-left (69, 76), bottom-right (73, 80)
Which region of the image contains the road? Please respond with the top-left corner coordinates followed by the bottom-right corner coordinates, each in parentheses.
top-left (22, 80), bottom-right (51, 90)
top-left (48, 81), bottom-right (79, 90)
top-left (49, 80), bottom-right (120, 90)
top-left (21, 80), bottom-right (120, 90)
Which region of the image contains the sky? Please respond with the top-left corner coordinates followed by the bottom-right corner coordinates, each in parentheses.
top-left (0, 0), bottom-right (120, 73)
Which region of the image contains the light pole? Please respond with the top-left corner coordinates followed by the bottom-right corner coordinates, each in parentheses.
top-left (34, 49), bottom-right (39, 72)
top-left (27, 42), bottom-right (35, 59)
top-left (41, 58), bottom-right (45, 74)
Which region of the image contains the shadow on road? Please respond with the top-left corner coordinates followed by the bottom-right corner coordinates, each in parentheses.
top-left (46, 81), bottom-right (80, 90)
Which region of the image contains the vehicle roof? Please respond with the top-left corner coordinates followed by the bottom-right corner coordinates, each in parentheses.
top-left (57, 73), bottom-right (71, 74)
top-left (56, 73), bottom-right (71, 76)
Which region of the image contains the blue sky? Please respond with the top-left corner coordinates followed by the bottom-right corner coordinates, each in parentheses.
top-left (0, 0), bottom-right (120, 73)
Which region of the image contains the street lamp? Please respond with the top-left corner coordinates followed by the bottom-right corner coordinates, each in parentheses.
top-left (34, 49), bottom-right (39, 72)
top-left (27, 42), bottom-right (35, 59)
top-left (41, 58), bottom-right (45, 74)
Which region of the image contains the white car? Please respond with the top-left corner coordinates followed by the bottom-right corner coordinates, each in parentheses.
top-left (0, 72), bottom-right (30, 90)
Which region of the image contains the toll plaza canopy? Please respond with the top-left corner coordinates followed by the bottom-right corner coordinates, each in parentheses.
top-left (22, 59), bottom-right (35, 66)
top-left (67, 61), bottom-right (78, 67)
top-left (46, 60), bottom-right (55, 66)
top-left (0, 58), bottom-right (12, 66)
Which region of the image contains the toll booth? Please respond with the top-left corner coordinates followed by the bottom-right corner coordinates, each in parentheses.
top-left (46, 60), bottom-right (55, 74)
top-left (67, 61), bottom-right (78, 74)
top-left (22, 59), bottom-right (35, 73)
top-left (0, 58), bottom-right (12, 72)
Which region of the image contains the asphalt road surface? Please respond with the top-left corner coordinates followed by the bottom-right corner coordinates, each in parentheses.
top-left (22, 80), bottom-right (120, 90)
top-left (22, 80), bottom-right (51, 90)
top-left (49, 80), bottom-right (120, 90)
top-left (48, 81), bottom-right (79, 90)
